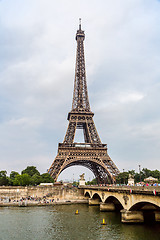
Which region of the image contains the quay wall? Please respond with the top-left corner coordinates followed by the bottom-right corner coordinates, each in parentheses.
top-left (0, 186), bottom-right (84, 200)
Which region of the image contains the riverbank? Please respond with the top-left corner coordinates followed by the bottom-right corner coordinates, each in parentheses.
top-left (0, 185), bottom-right (85, 202)
top-left (0, 199), bottom-right (88, 207)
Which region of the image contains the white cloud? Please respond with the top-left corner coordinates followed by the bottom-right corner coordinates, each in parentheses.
top-left (8, 117), bottom-right (42, 127)
top-left (117, 92), bottom-right (144, 103)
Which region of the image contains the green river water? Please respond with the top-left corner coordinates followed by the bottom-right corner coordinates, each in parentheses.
top-left (0, 204), bottom-right (160, 240)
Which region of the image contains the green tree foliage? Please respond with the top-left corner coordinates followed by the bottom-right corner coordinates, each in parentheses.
top-left (9, 171), bottom-right (19, 185)
top-left (116, 168), bottom-right (160, 184)
top-left (128, 170), bottom-right (135, 176)
top-left (86, 178), bottom-right (97, 185)
top-left (134, 172), bottom-right (140, 183)
top-left (10, 171), bottom-right (19, 180)
top-left (142, 168), bottom-right (152, 178)
top-left (141, 168), bottom-right (160, 180)
top-left (40, 173), bottom-right (54, 183)
top-left (21, 166), bottom-right (40, 177)
top-left (0, 166), bottom-right (55, 186)
top-left (3, 166), bottom-right (160, 186)
top-left (31, 174), bottom-right (42, 185)
top-left (0, 171), bottom-right (9, 186)
top-left (13, 173), bottom-right (31, 186)
top-left (116, 172), bottom-right (129, 184)
top-left (152, 170), bottom-right (160, 179)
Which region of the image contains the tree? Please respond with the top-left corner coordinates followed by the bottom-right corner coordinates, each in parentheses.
top-left (134, 173), bottom-right (140, 183)
top-left (128, 170), bottom-right (135, 177)
top-left (10, 171), bottom-right (19, 180)
top-left (13, 173), bottom-right (31, 186)
top-left (151, 170), bottom-right (160, 179)
top-left (0, 171), bottom-right (9, 186)
top-left (86, 178), bottom-right (97, 185)
top-left (116, 172), bottom-right (129, 184)
top-left (31, 173), bottom-right (42, 185)
top-left (21, 166), bottom-right (40, 177)
top-left (9, 171), bottom-right (19, 185)
top-left (40, 173), bottom-right (54, 183)
top-left (142, 168), bottom-right (151, 179)
top-left (7, 177), bottom-right (14, 186)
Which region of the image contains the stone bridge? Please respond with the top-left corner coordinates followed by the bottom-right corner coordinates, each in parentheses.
top-left (81, 186), bottom-right (160, 223)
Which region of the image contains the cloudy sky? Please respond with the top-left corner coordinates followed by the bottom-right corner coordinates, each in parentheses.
top-left (0, 0), bottom-right (160, 181)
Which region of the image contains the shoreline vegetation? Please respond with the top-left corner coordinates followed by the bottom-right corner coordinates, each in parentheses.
top-left (0, 166), bottom-right (160, 187)
top-left (0, 166), bottom-right (54, 187)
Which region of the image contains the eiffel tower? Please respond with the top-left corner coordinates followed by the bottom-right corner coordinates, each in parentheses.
top-left (48, 20), bottom-right (119, 183)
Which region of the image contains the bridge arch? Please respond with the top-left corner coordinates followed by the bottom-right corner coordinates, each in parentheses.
top-left (105, 196), bottom-right (124, 210)
top-left (92, 193), bottom-right (102, 202)
top-left (84, 191), bottom-right (91, 198)
top-left (129, 201), bottom-right (160, 211)
top-left (129, 201), bottom-right (160, 223)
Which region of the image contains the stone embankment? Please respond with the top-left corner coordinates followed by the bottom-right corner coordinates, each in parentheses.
top-left (0, 185), bottom-right (86, 207)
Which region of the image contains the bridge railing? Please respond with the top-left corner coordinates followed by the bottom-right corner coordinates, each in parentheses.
top-left (79, 185), bottom-right (160, 195)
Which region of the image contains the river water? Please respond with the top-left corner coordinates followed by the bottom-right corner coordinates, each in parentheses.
top-left (0, 204), bottom-right (160, 240)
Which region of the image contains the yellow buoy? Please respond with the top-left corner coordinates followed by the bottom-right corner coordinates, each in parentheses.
top-left (75, 210), bottom-right (79, 215)
top-left (101, 218), bottom-right (107, 225)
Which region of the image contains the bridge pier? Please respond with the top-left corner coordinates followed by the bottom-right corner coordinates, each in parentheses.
top-left (100, 202), bottom-right (116, 211)
top-left (121, 210), bottom-right (144, 223)
top-left (89, 198), bottom-right (100, 206)
top-left (154, 211), bottom-right (160, 222)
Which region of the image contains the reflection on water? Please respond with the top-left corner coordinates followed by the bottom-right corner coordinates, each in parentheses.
top-left (0, 205), bottom-right (160, 240)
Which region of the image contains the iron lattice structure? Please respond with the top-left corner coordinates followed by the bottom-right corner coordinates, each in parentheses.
top-left (48, 20), bottom-right (119, 183)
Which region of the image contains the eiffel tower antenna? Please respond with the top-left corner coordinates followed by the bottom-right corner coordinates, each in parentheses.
top-left (48, 20), bottom-right (119, 183)
top-left (79, 18), bottom-right (81, 30)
